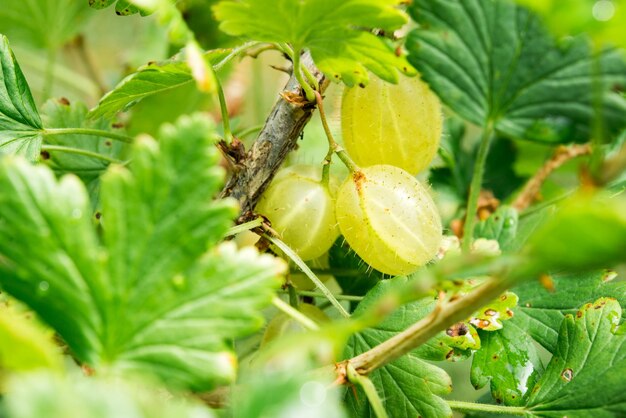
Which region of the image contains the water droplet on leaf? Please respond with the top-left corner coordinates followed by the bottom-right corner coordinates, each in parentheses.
top-left (38, 281), bottom-right (50, 294)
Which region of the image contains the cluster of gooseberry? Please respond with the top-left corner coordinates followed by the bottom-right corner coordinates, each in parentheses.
top-left (257, 74), bottom-right (444, 278)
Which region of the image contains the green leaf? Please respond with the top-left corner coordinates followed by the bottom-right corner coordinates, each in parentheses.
top-left (0, 114), bottom-right (284, 391)
top-left (527, 193), bottom-right (626, 271)
top-left (516, 0), bottom-right (626, 49)
top-left (328, 239), bottom-right (386, 301)
top-left (506, 204), bottom-right (555, 252)
top-left (525, 298), bottom-right (626, 417)
top-left (432, 125), bottom-right (524, 205)
top-left (469, 292), bottom-right (518, 331)
top-left (471, 324), bottom-right (543, 406)
top-left (233, 366), bottom-right (347, 418)
top-left (0, 35), bottom-right (42, 160)
top-left (0, 1), bottom-right (88, 49)
top-left (213, 0), bottom-right (416, 86)
top-left (406, 0), bottom-right (626, 143)
top-left (88, 0), bottom-right (143, 16)
top-left (2, 372), bottom-right (215, 418)
top-left (41, 100), bottom-right (128, 205)
top-left (344, 277), bottom-right (459, 418)
top-left (511, 269), bottom-right (626, 353)
top-left (0, 304), bottom-right (62, 374)
top-left (88, 50), bottom-right (231, 120)
top-left (474, 206), bottom-right (519, 252)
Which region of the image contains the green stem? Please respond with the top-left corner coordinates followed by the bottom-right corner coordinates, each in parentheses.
top-left (347, 275), bottom-right (513, 374)
top-left (336, 148), bottom-right (359, 172)
top-left (41, 145), bottom-right (123, 164)
top-left (314, 90), bottom-right (359, 177)
top-left (276, 42), bottom-right (294, 59)
top-left (346, 364), bottom-right (389, 418)
top-left (462, 125), bottom-right (494, 252)
top-left (292, 49), bottom-right (316, 102)
top-left (279, 289), bottom-right (364, 302)
top-left (302, 64), bottom-right (319, 91)
top-left (288, 284), bottom-right (300, 308)
top-left (224, 218), bottom-right (264, 237)
top-left (271, 296), bottom-right (318, 331)
top-left (266, 235), bottom-right (350, 318)
top-left (215, 75), bottom-right (233, 143)
top-left (447, 400), bottom-right (527, 416)
top-left (43, 128), bottom-right (134, 144)
top-left (213, 41), bottom-right (261, 72)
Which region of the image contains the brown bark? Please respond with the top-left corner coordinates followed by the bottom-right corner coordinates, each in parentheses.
top-left (220, 52), bottom-right (329, 213)
top-left (512, 143), bottom-right (592, 211)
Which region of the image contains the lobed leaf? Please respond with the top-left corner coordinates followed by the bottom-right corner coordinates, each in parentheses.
top-left (213, 0), bottom-right (416, 86)
top-left (474, 206), bottom-right (520, 252)
top-left (471, 324), bottom-right (543, 406)
top-left (526, 298), bottom-right (626, 417)
top-left (88, 0), bottom-right (144, 16)
top-left (0, 114), bottom-right (284, 391)
top-left (344, 278), bottom-right (462, 418)
top-left (511, 269), bottom-right (626, 353)
top-left (88, 50), bottom-right (231, 120)
top-left (406, 0), bottom-right (626, 143)
top-left (41, 100), bottom-right (128, 205)
top-left (0, 35), bottom-right (42, 160)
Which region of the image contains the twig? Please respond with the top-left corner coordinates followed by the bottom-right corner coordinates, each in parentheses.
top-left (339, 276), bottom-right (514, 376)
top-left (513, 143), bottom-right (592, 211)
top-left (220, 52), bottom-right (329, 213)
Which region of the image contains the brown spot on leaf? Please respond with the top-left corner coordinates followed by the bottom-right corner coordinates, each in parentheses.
top-left (561, 368), bottom-right (573, 382)
top-left (446, 322), bottom-right (468, 337)
top-left (484, 309), bottom-right (497, 316)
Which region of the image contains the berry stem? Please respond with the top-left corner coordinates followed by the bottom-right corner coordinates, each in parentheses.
top-left (314, 90), bottom-right (360, 177)
top-left (462, 125), bottom-right (494, 252)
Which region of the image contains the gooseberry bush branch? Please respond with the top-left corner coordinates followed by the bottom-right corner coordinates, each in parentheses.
top-left (0, 1), bottom-right (626, 418)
